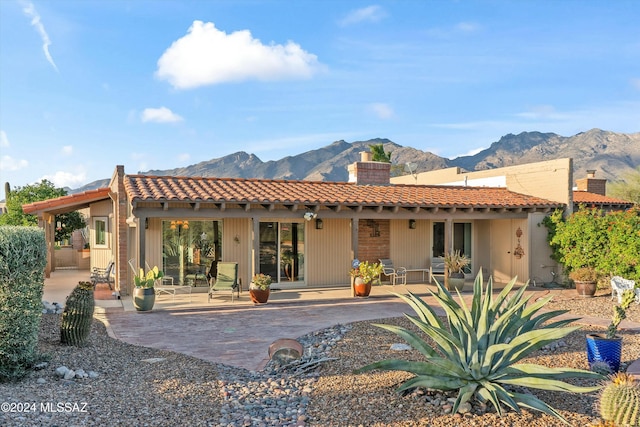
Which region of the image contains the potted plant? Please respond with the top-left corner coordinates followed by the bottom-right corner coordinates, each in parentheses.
top-left (444, 250), bottom-right (470, 291)
top-left (249, 273), bottom-right (272, 304)
top-left (349, 260), bottom-right (384, 297)
top-left (133, 265), bottom-right (164, 312)
top-left (569, 266), bottom-right (599, 297)
top-left (586, 289), bottom-right (635, 372)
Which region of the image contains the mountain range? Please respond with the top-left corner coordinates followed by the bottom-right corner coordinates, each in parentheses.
top-left (73, 128), bottom-right (639, 193)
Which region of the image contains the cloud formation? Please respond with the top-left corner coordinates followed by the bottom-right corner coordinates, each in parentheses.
top-left (339, 5), bottom-right (387, 26)
top-left (156, 21), bottom-right (322, 89)
top-left (0, 156), bottom-right (29, 171)
top-left (41, 170), bottom-right (86, 189)
top-left (61, 145), bottom-right (73, 155)
top-left (141, 107), bottom-right (183, 123)
top-left (0, 130), bottom-right (9, 147)
top-left (368, 103), bottom-right (394, 119)
top-left (20, 0), bottom-right (58, 71)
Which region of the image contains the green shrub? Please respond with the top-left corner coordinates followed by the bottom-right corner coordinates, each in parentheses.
top-left (0, 226), bottom-right (47, 382)
top-left (355, 272), bottom-right (603, 424)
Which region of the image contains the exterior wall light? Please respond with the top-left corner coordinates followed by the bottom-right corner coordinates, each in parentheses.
top-left (315, 218), bottom-right (323, 230)
top-left (409, 219), bottom-right (416, 229)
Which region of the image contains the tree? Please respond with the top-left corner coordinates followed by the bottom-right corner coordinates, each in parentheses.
top-left (0, 180), bottom-right (86, 242)
top-left (609, 166), bottom-right (640, 204)
top-left (369, 143), bottom-right (392, 163)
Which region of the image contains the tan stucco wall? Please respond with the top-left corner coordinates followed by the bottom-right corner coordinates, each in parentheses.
top-left (391, 158), bottom-right (573, 209)
top-left (307, 218), bottom-right (352, 286)
top-left (89, 199), bottom-right (115, 271)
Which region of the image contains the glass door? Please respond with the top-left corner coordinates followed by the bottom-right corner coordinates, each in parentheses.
top-left (259, 221), bottom-right (305, 283)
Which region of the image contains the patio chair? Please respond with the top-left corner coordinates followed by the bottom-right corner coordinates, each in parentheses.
top-left (208, 262), bottom-right (241, 302)
top-left (379, 259), bottom-right (407, 285)
top-left (90, 260), bottom-right (115, 290)
top-left (611, 276), bottom-right (638, 304)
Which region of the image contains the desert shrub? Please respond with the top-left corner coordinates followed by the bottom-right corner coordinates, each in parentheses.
top-left (0, 226), bottom-right (47, 381)
top-left (356, 272), bottom-right (603, 424)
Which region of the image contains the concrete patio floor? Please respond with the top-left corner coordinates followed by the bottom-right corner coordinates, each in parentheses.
top-left (43, 269), bottom-right (640, 375)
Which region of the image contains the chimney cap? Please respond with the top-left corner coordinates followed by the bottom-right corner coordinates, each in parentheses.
top-left (586, 169), bottom-right (596, 177)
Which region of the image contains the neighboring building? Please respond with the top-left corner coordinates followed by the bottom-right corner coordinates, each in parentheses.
top-left (25, 155), bottom-right (579, 295)
top-left (573, 170), bottom-right (635, 211)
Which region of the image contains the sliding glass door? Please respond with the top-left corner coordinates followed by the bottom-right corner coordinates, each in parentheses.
top-left (259, 221), bottom-right (305, 284)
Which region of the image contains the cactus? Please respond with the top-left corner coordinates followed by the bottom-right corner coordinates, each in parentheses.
top-left (599, 372), bottom-right (640, 426)
top-left (60, 281), bottom-right (95, 346)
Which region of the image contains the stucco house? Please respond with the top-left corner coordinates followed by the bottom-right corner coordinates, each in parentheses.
top-left (23, 154), bottom-right (629, 296)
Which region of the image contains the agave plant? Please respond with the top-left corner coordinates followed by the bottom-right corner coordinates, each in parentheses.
top-left (355, 271), bottom-right (603, 424)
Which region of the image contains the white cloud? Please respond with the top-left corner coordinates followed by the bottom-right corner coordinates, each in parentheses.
top-left (20, 0), bottom-right (58, 72)
top-left (455, 22), bottom-right (480, 33)
top-left (367, 103), bottom-right (394, 119)
top-left (141, 107), bottom-right (183, 123)
top-left (61, 145), bottom-right (73, 155)
top-left (156, 21), bottom-right (323, 89)
top-left (339, 6), bottom-right (387, 26)
top-left (177, 153), bottom-right (191, 162)
top-left (0, 155), bottom-right (29, 171)
top-left (0, 130), bottom-right (9, 147)
top-left (41, 170), bottom-right (86, 189)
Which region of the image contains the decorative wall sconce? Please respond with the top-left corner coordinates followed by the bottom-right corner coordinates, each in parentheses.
top-left (408, 219), bottom-right (416, 229)
top-left (145, 218), bottom-right (149, 229)
top-left (315, 218), bottom-right (324, 230)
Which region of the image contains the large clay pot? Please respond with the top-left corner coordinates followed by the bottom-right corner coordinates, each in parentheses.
top-left (446, 272), bottom-right (465, 292)
top-left (575, 281), bottom-right (597, 297)
top-left (354, 277), bottom-right (372, 297)
top-left (586, 333), bottom-right (623, 372)
top-left (249, 287), bottom-right (270, 304)
top-left (133, 287), bottom-right (155, 312)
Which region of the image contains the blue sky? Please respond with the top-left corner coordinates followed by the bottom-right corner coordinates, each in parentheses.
top-left (1, 0), bottom-right (639, 200)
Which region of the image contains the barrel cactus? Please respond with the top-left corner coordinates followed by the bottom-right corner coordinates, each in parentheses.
top-left (599, 372), bottom-right (640, 426)
top-left (60, 281), bottom-right (95, 346)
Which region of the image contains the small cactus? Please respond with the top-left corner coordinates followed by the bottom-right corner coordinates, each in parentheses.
top-left (591, 361), bottom-right (613, 376)
top-left (599, 372), bottom-right (640, 426)
top-left (60, 281), bottom-right (95, 346)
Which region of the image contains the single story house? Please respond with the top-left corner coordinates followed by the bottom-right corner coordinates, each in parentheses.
top-left (24, 154), bottom-right (629, 295)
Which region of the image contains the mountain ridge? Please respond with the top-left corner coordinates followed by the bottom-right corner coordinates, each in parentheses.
top-left (71, 129), bottom-right (639, 194)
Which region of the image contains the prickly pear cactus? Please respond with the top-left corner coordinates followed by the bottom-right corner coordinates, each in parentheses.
top-left (60, 281), bottom-right (95, 346)
top-left (599, 372), bottom-right (640, 426)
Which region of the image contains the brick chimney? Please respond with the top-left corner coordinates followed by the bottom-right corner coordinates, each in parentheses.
top-left (576, 169), bottom-right (606, 196)
top-left (348, 151), bottom-right (391, 185)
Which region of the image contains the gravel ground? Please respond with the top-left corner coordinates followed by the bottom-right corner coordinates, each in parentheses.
top-left (1, 287), bottom-right (638, 427)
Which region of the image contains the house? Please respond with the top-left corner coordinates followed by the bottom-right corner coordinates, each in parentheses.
top-left (24, 154), bottom-right (574, 295)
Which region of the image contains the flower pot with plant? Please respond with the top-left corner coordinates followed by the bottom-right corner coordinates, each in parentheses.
top-left (570, 266), bottom-right (598, 297)
top-left (249, 273), bottom-right (272, 304)
top-left (349, 260), bottom-right (384, 297)
top-left (586, 289), bottom-right (635, 372)
top-left (133, 265), bottom-right (164, 312)
top-left (444, 250), bottom-right (470, 292)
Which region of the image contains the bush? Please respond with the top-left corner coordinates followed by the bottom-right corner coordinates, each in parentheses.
top-left (0, 226), bottom-right (47, 382)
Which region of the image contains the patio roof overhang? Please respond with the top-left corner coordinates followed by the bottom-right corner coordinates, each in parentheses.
top-left (22, 188), bottom-right (112, 216)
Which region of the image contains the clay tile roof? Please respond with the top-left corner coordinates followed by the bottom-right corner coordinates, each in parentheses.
top-left (573, 191), bottom-right (635, 207)
top-left (22, 187), bottom-right (111, 215)
top-left (124, 175), bottom-right (562, 209)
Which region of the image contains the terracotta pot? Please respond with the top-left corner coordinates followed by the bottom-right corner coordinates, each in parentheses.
top-left (249, 288), bottom-right (270, 304)
top-left (575, 281), bottom-right (597, 297)
top-left (354, 277), bottom-right (372, 297)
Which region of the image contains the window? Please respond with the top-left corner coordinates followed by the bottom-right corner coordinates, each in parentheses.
top-left (94, 217), bottom-right (108, 248)
top-left (432, 222), bottom-right (472, 259)
top-left (162, 220), bottom-right (222, 286)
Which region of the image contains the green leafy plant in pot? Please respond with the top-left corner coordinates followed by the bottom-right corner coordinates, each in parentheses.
top-left (443, 250), bottom-right (470, 292)
top-left (133, 265), bottom-right (164, 311)
top-left (349, 260), bottom-right (384, 297)
top-left (249, 273), bottom-right (272, 304)
top-left (586, 289), bottom-right (635, 372)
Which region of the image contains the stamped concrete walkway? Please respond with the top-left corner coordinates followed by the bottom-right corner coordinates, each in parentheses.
top-left (44, 269), bottom-right (640, 375)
